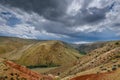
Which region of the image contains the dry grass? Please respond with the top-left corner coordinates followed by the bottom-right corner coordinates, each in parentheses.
top-left (60, 41), bottom-right (120, 78)
top-left (17, 41), bottom-right (82, 67)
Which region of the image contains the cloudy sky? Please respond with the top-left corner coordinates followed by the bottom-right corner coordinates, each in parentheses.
top-left (0, 0), bottom-right (120, 43)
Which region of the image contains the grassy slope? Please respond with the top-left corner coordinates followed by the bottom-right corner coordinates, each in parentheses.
top-left (0, 36), bottom-right (82, 68)
top-left (17, 41), bottom-right (82, 67)
top-left (0, 36), bottom-right (38, 54)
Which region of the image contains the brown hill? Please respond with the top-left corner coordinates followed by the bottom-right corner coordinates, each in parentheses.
top-left (71, 68), bottom-right (120, 80)
top-left (0, 36), bottom-right (39, 54)
top-left (49, 40), bottom-right (120, 78)
top-left (16, 40), bottom-right (82, 67)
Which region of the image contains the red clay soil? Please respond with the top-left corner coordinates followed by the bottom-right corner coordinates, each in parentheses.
top-left (71, 72), bottom-right (114, 80)
top-left (5, 60), bottom-right (53, 80)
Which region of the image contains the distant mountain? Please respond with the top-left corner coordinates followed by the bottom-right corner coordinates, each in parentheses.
top-left (70, 41), bottom-right (108, 54)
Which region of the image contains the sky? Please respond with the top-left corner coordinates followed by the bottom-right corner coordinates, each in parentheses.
top-left (0, 0), bottom-right (120, 44)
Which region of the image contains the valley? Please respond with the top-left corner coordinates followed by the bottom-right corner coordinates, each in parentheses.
top-left (0, 36), bottom-right (120, 80)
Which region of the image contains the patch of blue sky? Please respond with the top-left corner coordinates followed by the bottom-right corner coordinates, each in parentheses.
top-left (0, 11), bottom-right (22, 27)
top-left (6, 17), bottom-right (21, 27)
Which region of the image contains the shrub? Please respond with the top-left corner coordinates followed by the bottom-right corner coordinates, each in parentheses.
top-left (101, 68), bottom-right (107, 71)
top-left (107, 70), bottom-right (111, 72)
top-left (115, 42), bottom-right (119, 45)
top-left (57, 72), bottom-right (60, 75)
top-left (97, 72), bottom-right (99, 74)
top-left (112, 67), bottom-right (117, 71)
top-left (10, 73), bottom-right (14, 76)
top-left (113, 65), bottom-right (117, 67)
top-left (117, 64), bottom-right (120, 67)
top-left (21, 77), bottom-right (27, 80)
top-left (10, 77), bottom-right (14, 80)
top-left (100, 66), bottom-right (103, 69)
top-left (4, 76), bottom-right (8, 79)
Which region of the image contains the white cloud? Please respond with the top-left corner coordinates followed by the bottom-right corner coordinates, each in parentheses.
top-left (88, 0), bottom-right (114, 8)
top-left (67, 0), bottom-right (82, 16)
top-left (74, 26), bottom-right (90, 32)
top-left (69, 24), bottom-right (106, 34)
top-left (0, 24), bottom-right (40, 39)
top-left (73, 41), bottom-right (92, 44)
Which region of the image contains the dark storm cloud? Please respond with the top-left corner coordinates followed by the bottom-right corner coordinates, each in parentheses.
top-left (0, 0), bottom-right (69, 21)
top-left (0, 0), bottom-right (110, 27)
top-left (62, 6), bottom-right (109, 27)
top-left (61, 29), bottom-right (120, 42)
top-left (113, 23), bottom-right (120, 27)
top-left (82, 7), bottom-right (108, 22)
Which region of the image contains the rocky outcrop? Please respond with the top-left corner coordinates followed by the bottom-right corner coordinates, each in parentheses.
top-left (4, 60), bottom-right (53, 80)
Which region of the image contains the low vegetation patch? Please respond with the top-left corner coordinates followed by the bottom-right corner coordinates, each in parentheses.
top-left (27, 64), bottom-right (60, 69)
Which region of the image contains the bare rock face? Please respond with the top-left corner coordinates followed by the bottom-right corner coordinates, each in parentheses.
top-left (0, 59), bottom-right (54, 80)
top-left (5, 61), bottom-right (42, 80)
